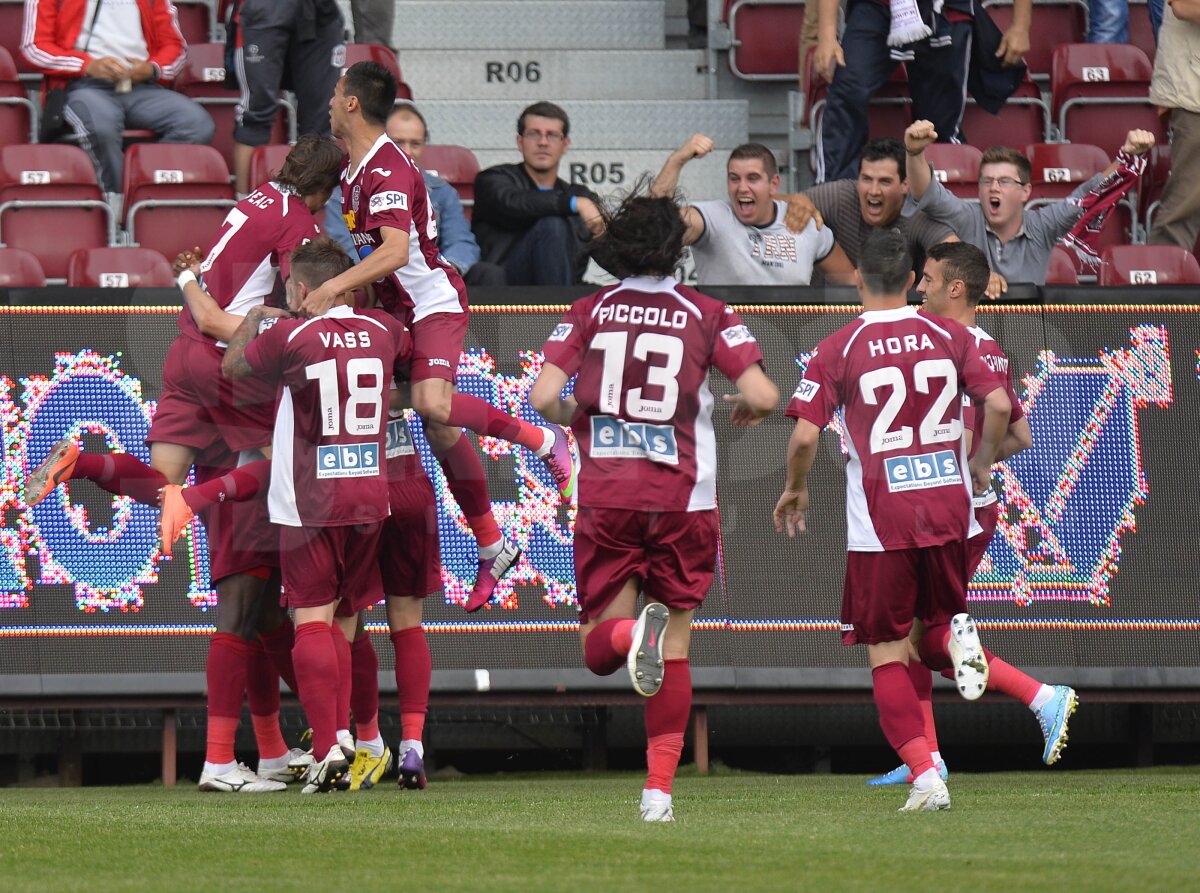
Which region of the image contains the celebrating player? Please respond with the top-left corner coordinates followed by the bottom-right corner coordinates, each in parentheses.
top-left (303, 60), bottom-right (577, 612)
top-left (530, 187), bottom-right (778, 822)
top-left (220, 237), bottom-right (405, 793)
top-left (862, 242), bottom-right (1077, 787)
top-left (775, 228), bottom-right (1011, 813)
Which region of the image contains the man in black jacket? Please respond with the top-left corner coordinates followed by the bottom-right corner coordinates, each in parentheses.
top-left (472, 102), bottom-right (605, 285)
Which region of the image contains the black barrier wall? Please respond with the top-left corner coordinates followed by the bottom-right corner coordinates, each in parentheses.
top-left (0, 287), bottom-right (1197, 694)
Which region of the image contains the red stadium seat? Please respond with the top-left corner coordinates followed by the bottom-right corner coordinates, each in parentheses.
top-left (173, 0), bottom-right (214, 48)
top-left (343, 44), bottom-right (413, 100)
top-left (727, 0), bottom-right (805, 81)
top-left (0, 0), bottom-right (38, 75)
top-left (0, 48), bottom-right (33, 143)
top-left (924, 144), bottom-right (983, 199)
top-left (0, 144), bottom-right (114, 279)
top-left (1141, 143), bottom-right (1170, 232)
top-left (962, 73), bottom-right (1050, 148)
top-left (1046, 245), bottom-right (1080, 284)
top-left (122, 143), bottom-right (235, 262)
top-left (0, 247), bottom-right (46, 286)
top-left (1025, 142), bottom-right (1110, 202)
top-left (1052, 44), bottom-right (1166, 158)
top-left (421, 144), bottom-right (481, 209)
top-left (983, 0), bottom-right (1088, 79)
top-left (174, 43), bottom-right (289, 171)
top-left (67, 246), bottom-right (174, 287)
top-left (248, 144), bottom-right (293, 193)
top-left (1098, 244), bottom-right (1200, 285)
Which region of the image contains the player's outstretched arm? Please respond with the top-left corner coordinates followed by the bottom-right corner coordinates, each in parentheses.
top-left (724, 365), bottom-right (779, 426)
top-left (903, 120), bottom-right (937, 203)
top-left (302, 226), bottom-right (410, 317)
top-left (968, 386), bottom-right (1012, 493)
top-left (221, 305), bottom-right (287, 380)
top-left (179, 275), bottom-right (246, 343)
top-left (774, 419), bottom-right (820, 537)
top-left (530, 361), bottom-right (577, 427)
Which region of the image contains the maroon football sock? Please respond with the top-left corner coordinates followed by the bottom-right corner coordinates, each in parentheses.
top-left (73, 452), bottom-right (167, 506)
top-left (430, 432), bottom-right (492, 519)
top-left (245, 638), bottom-right (288, 761)
top-left (907, 659), bottom-right (939, 753)
top-left (980, 649), bottom-right (1042, 706)
top-left (205, 632), bottom-right (248, 765)
top-left (330, 624), bottom-right (352, 734)
top-left (872, 661), bottom-right (934, 778)
top-left (446, 392), bottom-right (545, 450)
top-left (292, 621), bottom-right (338, 757)
top-left (350, 634), bottom-right (380, 739)
top-left (644, 658), bottom-right (692, 793)
top-left (583, 618), bottom-right (636, 676)
top-left (182, 461), bottom-right (270, 514)
top-left (258, 618), bottom-right (299, 693)
top-left (390, 627), bottom-right (431, 720)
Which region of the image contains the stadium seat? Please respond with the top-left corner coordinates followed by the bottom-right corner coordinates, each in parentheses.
top-left (0, 246), bottom-right (46, 286)
top-left (727, 0), bottom-right (805, 81)
top-left (1141, 143), bottom-right (1170, 233)
top-left (421, 144), bottom-right (482, 212)
top-left (343, 44), bottom-right (414, 101)
top-left (1046, 245), bottom-right (1079, 284)
top-left (122, 143), bottom-right (236, 262)
top-left (173, 0), bottom-right (214, 47)
top-left (983, 0), bottom-right (1088, 79)
top-left (1025, 142), bottom-right (1110, 202)
top-left (174, 43), bottom-right (290, 171)
top-left (962, 73), bottom-right (1050, 148)
top-left (248, 144), bottom-right (293, 193)
top-left (1052, 44), bottom-right (1167, 158)
top-left (924, 144), bottom-right (983, 199)
top-left (1098, 244), bottom-right (1200, 285)
top-left (66, 246), bottom-right (174, 288)
top-left (1128, 0), bottom-right (1157, 66)
top-left (0, 48), bottom-right (33, 143)
top-left (0, 1), bottom-right (38, 75)
top-left (0, 144), bottom-right (114, 280)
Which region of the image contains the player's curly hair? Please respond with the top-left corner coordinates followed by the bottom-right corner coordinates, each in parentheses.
top-left (274, 134), bottom-right (343, 198)
top-left (290, 237), bottom-right (353, 288)
top-left (590, 178), bottom-right (686, 279)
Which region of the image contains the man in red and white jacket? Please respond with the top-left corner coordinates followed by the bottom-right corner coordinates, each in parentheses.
top-left (21, 0), bottom-right (214, 193)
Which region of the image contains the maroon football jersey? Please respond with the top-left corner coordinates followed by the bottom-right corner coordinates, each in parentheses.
top-left (244, 305), bottom-right (403, 527)
top-left (340, 136), bottom-right (467, 325)
top-left (541, 276), bottom-right (763, 512)
top-left (385, 326), bottom-right (423, 483)
top-left (962, 323), bottom-right (1024, 460)
top-left (182, 182), bottom-right (320, 344)
top-left (787, 306), bottom-right (1006, 551)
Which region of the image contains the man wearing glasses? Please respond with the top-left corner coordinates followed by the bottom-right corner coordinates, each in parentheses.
top-left (472, 101), bottom-right (605, 286)
top-left (903, 120), bottom-right (1156, 285)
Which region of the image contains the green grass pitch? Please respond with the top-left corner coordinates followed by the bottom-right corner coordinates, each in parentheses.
top-left (1, 769), bottom-right (1197, 892)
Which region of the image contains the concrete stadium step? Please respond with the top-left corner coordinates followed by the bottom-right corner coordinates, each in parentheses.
top-left (398, 50), bottom-right (707, 101)
top-left (418, 100), bottom-right (749, 150)
top-left (390, 1), bottom-right (667, 50)
top-left (470, 149), bottom-right (730, 202)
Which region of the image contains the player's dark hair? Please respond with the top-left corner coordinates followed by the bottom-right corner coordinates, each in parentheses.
top-left (517, 101), bottom-right (570, 138)
top-left (390, 102), bottom-right (429, 140)
top-left (858, 227), bottom-right (912, 295)
top-left (344, 61), bottom-right (396, 127)
top-left (290, 237), bottom-right (353, 288)
top-left (274, 134), bottom-right (342, 198)
top-left (728, 143), bottom-right (778, 178)
top-left (980, 146), bottom-right (1032, 185)
top-left (590, 178), bottom-right (685, 279)
top-left (860, 138), bottom-right (907, 182)
top-left (928, 241), bottom-right (991, 307)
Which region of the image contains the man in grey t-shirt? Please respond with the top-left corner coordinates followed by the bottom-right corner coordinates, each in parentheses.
top-left (652, 137), bottom-right (854, 286)
top-left (904, 120), bottom-right (1156, 285)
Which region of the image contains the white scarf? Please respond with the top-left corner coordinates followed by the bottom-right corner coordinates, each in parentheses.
top-left (887, 0), bottom-right (943, 47)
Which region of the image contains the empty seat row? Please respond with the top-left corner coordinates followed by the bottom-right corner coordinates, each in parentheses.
top-left (1047, 244), bottom-right (1200, 285)
top-left (0, 246), bottom-right (173, 287)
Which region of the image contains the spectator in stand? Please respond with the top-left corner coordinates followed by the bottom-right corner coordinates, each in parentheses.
top-left (350, 0), bottom-right (394, 48)
top-left (904, 120), bottom-right (1155, 284)
top-left (21, 0), bottom-right (215, 195)
top-left (387, 104), bottom-right (506, 287)
top-left (1148, 0), bottom-right (1200, 251)
top-left (231, 0), bottom-right (344, 195)
top-left (1089, 0), bottom-right (1164, 43)
top-left (472, 101), bottom-right (605, 286)
top-left (813, 0), bottom-right (1031, 183)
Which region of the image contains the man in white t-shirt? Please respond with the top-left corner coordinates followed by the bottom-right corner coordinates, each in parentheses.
top-left (651, 138), bottom-right (854, 286)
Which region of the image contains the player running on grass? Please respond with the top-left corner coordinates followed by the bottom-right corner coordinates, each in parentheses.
top-left (863, 241), bottom-right (1077, 788)
top-left (775, 227), bottom-right (1011, 813)
top-left (302, 60), bottom-right (577, 613)
top-left (530, 187), bottom-right (778, 822)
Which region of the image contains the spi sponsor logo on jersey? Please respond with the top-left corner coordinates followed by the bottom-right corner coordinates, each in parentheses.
top-left (792, 378), bottom-right (820, 402)
top-left (882, 450), bottom-right (961, 492)
top-left (316, 443), bottom-right (380, 478)
top-left (548, 323), bottom-right (573, 342)
top-left (589, 415), bottom-right (678, 464)
top-left (369, 191), bottom-right (409, 215)
top-left (721, 324), bottom-right (755, 348)
top-left (386, 417), bottom-right (415, 458)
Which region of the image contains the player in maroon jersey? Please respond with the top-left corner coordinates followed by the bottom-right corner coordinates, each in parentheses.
top-left (22, 135), bottom-right (344, 793)
top-left (866, 242), bottom-right (1077, 787)
top-left (220, 238), bottom-right (405, 793)
top-left (776, 228), bottom-right (1012, 813)
top-left (300, 60), bottom-right (578, 614)
top-left (531, 189), bottom-right (779, 822)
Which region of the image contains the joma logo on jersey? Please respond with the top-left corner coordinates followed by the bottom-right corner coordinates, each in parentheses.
top-left (369, 191), bottom-right (408, 214)
top-left (316, 443), bottom-right (380, 478)
top-left (883, 450), bottom-right (961, 492)
top-left (590, 416), bottom-right (678, 464)
top-left (386, 418), bottom-right (414, 458)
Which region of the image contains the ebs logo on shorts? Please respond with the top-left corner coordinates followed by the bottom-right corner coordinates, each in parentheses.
top-left (883, 450), bottom-right (961, 492)
top-left (317, 443), bottom-right (380, 478)
top-left (590, 416), bottom-right (678, 465)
